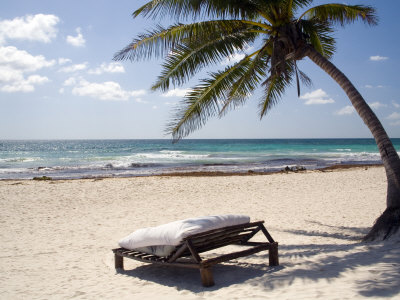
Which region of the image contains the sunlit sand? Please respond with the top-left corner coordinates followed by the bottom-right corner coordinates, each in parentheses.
top-left (1, 166), bottom-right (399, 299)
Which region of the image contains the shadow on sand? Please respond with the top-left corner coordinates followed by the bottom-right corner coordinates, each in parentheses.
top-left (117, 262), bottom-right (283, 293)
top-left (270, 223), bottom-right (400, 298)
top-left (115, 223), bottom-right (400, 297)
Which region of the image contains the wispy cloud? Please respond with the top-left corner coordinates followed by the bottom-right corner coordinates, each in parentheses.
top-left (387, 112), bottom-right (400, 126)
top-left (59, 62), bottom-right (88, 73)
top-left (387, 112), bottom-right (400, 120)
top-left (66, 27), bottom-right (85, 47)
top-left (134, 98), bottom-right (148, 104)
top-left (222, 53), bottom-right (246, 65)
top-left (88, 62), bottom-right (125, 75)
top-left (63, 77), bottom-right (77, 86)
top-left (369, 55), bottom-right (388, 61)
top-left (71, 79), bottom-right (146, 101)
top-left (300, 89), bottom-right (335, 105)
top-left (365, 84), bottom-right (384, 89)
top-left (58, 58), bottom-right (72, 65)
top-left (335, 105), bottom-right (355, 116)
top-left (162, 88), bottom-right (191, 97)
top-left (0, 14), bottom-right (59, 45)
top-left (222, 46), bottom-right (253, 65)
top-left (368, 101), bottom-right (387, 109)
top-left (392, 101), bottom-right (400, 109)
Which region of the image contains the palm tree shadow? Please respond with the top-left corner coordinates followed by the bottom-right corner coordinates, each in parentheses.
top-left (117, 261), bottom-right (283, 292)
top-left (252, 223), bottom-right (400, 298)
top-left (115, 223), bottom-right (400, 297)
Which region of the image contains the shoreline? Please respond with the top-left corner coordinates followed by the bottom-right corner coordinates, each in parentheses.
top-left (0, 163), bottom-right (384, 181)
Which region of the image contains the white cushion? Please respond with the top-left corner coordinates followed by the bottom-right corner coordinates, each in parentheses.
top-left (118, 214), bottom-right (250, 256)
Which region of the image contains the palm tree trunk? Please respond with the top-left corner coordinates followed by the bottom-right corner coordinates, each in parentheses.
top-left (305, 46), bottom-right (400, 241)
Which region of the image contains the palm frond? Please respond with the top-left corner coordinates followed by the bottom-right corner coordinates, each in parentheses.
top-left (299, 19), bottom-right (336, 58)
top-left (219, 46), bottom-right (270, 116)
top-left (149, 20), bottom-right (263, 91)
top-left (113, 23), bottom-right (187, 61)
top-left (133, 0), bottom-right (261, 21)
top-left (299, 4), bottom-right (378, 26)
top-left (114, 20), bottom-right (261, 62)
top-left (289, 0), bottom-right (314, 11)
top-left (259, 61), bottom-right (294, 117)
top-left (167, 58), bottom-right (259, 141)
top-left (152, 29), bottom-right (257, 91)
top-left (298, 68), bottom-right (312, 87)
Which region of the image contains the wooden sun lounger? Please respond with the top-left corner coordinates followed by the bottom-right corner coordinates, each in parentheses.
top-left (112, 221), bottom-right (279, 287)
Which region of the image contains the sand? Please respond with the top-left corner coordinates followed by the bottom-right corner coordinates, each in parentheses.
top-left (1, 166), bottom-right (399, 299)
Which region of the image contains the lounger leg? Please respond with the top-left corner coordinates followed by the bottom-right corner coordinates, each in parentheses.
top-left (115, 253), bottom-right (124, 269)
top-left (269, 242), bottom-right (279, 266)
top-left (200, 267), bottom-right (214, 287)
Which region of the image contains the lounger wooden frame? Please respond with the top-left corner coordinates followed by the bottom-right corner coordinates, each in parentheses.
top-left (113, 221), bottom-right (279, 287)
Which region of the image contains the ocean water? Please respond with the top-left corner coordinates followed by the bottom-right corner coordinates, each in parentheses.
top-left (0, 139), bottom-right (398, 180)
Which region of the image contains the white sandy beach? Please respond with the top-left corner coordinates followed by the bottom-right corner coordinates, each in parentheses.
top-left (1, 166), bottom-right (399, 299)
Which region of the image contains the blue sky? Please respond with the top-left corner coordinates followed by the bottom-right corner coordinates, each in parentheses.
top-left (1, 0), bottom-right (399, 139)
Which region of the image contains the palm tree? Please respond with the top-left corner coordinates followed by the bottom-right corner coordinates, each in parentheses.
top-left (115, 0), bottom-right (400, 241)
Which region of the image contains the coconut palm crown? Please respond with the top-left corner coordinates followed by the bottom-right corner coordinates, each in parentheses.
top-left (115, 0), bottom-right (400, 241)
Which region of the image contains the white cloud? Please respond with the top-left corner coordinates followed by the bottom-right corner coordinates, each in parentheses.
top-left (58, 58), bottom-right (72, 65)
top-left (66, 27), bottom-right (85, 47)
top-left (368, 102), bottom-right (387, 109)
top-left (388, 112), bottom-right (400, 125)
top-left (300, 89), bottom-right (335, 105)
top-left (365, 84), bottom-right (384, 89)
top-left (88, 62), bottom-right (125, 75)
top-left (0, 46), bottom-right (55, 73)
top-left (1, 74), bottom-right (49, 93)
top-left (387, 112), bottom-right (400, 120)
top-left (222, 53), bottom-right (246, 65)
top-left (369, 55), bottom-right (388, 61)
top-left (59, 62), bottom-right (88, 73)
top-left (335, 105), bottom-right (355, 116)
top-left (135, 98), bottom-right (148, 104)
top-left (152, 105), bottom-right (158, 109)
top-left (161, 88), bottom-right (191, 97)
top-left (71, 79), bottom-right (146, 101)
top-left (222, 46), bottom-right (253, 65)
top-left (0, 14), bottom-right (59, 45)
top-left (392, 101), bottom-right (400, 109)
top-left (0, 46), bottom-right (55, 92)
top-left (63, 77), bottom-right (77, 86)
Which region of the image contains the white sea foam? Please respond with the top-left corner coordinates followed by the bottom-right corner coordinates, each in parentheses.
top-left (133, 151), bottom-right (210, 161)
top-left (0, 157), bottom-right (41, 163)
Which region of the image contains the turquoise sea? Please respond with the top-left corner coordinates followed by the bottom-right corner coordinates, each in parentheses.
top-left (0, 139), bottom-right (398, 179)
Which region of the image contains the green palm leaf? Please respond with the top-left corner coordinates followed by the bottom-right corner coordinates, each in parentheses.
top-left (259, 62), bottom-right (294, 118)
top-left (133, 0), bottom-right (262, 20)
top-left (114, 20), bottom-right (255, 61)
top-left (299, 19), bottom-right (335, 58)
top-left (151, 22), bottom-right (259, 91)
top-left (219, 46), bottom-right (269, 116)
top-left (299, 4), bottom-right (378, 26)
top-left (167, 58), bottom-right (260, 140)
